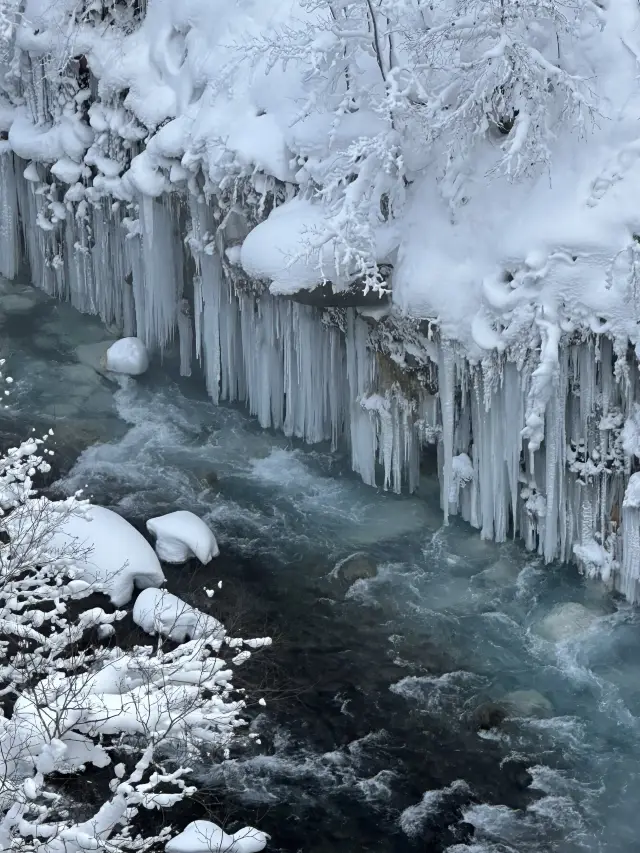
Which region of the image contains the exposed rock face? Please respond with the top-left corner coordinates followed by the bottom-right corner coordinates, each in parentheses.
top-left (288, 268), bottom-right (393, 309)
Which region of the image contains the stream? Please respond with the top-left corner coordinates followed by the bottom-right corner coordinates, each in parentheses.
top-left (2, 276), bottom-right (640, 853)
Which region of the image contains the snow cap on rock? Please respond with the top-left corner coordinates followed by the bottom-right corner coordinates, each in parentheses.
top-left (105, 337), bottom-right (149, 376)
top-left (146, 510), bottom-right (220, 564)
top-left (46, 505), bottom-right (164, 606)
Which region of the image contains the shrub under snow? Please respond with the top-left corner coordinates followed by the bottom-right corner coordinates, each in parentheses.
top-left (0, 383), bottom-right (270, 852)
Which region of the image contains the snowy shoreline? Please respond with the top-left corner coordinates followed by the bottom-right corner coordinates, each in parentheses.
top-left (2, 0), bottom-right (640, 599)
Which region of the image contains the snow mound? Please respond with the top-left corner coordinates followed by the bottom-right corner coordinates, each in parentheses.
top-left (133, 588), bottom-right (225, 643)
top-left (166, 821), bottom-right (269, 853)
top-left (49, 505), bottom-right (165, 606)
top-left (105, 337), bottom-right (149, 376)
top-left (146, 511), bottom-right (219, 564)
top-left (240, 198), bottom-right (342, 294)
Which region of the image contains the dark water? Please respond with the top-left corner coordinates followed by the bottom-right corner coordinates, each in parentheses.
top-left (2, 276), bottom-right (640, 853)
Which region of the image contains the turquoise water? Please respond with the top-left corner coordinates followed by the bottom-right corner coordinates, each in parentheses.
top-left (2, 277), bottom-right (639, 852)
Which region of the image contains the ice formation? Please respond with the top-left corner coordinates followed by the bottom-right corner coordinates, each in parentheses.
top-left (146, 510), bottom-right (220, 564)
top-left (4, 0), bottom-right (640, 599)
top-left (105, 336), bottom-right (149, 375)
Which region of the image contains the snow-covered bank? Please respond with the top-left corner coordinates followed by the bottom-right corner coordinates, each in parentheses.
top-left (2, 0), bottom-right (640, 599)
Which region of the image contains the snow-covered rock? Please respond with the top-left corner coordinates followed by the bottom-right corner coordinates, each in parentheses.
top-left (146, 511), bottom-right (219, 564)
top-left (105, 337), bottom-right (149, 376)
top-left (133, 588), bottom-right (225, 642)
top-left (48, 506), bottom-right (165, 606)
top-left (535, 602), bottom-right (600, 643)
top-left (166, 821), bottom-right (268, 853)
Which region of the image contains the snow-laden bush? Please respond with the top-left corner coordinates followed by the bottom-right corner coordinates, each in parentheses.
top-left (0, 369), bottom-right (269, 852)
top-left (238, 0), bottom-right (598, 289)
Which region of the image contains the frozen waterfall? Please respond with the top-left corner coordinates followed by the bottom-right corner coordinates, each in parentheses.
top-left (2, 148), bottom-right (640, 604)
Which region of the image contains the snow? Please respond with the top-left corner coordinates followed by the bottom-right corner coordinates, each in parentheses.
top-left (6, 0), bottom-right (640, 600)
top-left (166, 821), bottom-right (269, 853)
top-left (3, 0), bottom-right (640, 341)
top-left (622, 407), bottom-right (640, 459)
top-left (133, 588), bottom-right (225, 643)
top-left (624, 473), bottom-right (640, 510)
top-left (0, 430), bottom-right (272, 853)
top-left (146, 510), bottom-right (219, 564)
top-left (45, 505), bottom-right (165, 606)
top-left (240, 198), bottom-right (346, 294)
top-left (105, 337), bottom-right (150, 376)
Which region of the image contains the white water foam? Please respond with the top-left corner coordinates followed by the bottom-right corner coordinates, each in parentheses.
top-left (390, 672), bottom-right (487, 714)
top-left (399, 780), bottom-right (470, 839)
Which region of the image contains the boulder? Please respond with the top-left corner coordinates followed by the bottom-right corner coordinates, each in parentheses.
top-left (470, 701), bottom-right (508, 731)
top-left (500, 689), bottom-right (553, 718)
top-left (470, 689), bottom-right (553, 731)
top-left (133, 588), bottom-right (224, 643)
top-left (20, 503), bottom-right (165, 606)
top-left (166, 821), bottom-right (268, 853)
top-left (535, 602), bottom-right (600, 642)
top-left (501, 757), bottom-right (533, 790)
top-left (330, 552), bottom-right (377, 585)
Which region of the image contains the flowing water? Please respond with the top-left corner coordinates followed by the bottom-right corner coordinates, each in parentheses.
top-left (2, 276), bottom-right (640, 852)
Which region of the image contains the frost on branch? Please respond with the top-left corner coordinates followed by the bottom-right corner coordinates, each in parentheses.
top-left (406, 0), bottom-right (597, 181)
top-left (238, 0), bottom-right (597, 295)
top-left (0, 421), bottom-right (270, 852)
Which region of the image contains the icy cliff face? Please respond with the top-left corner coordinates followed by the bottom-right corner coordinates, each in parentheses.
top-left (2, 0), bottom-right (640, 600)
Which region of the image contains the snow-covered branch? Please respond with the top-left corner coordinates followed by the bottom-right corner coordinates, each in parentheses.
top-left (0, 404), bottom-right (270, 853)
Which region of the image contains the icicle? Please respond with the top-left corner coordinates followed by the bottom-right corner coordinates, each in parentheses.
top-left (177, 298), bottom-right (193, 377)
top-left (345, 310), bottom-right (377, 487)
top-left (200, 258), bottom-right (223, 402)
top-left (438, 344), bottom-right (456, 524)
top-left (0, 151), bottom-right (20, 279)
top-left (620, 474), bottom-right (640, 602)
top-left (137, 195), bottom-right (181, 350)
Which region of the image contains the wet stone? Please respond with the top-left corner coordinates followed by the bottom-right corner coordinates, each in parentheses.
top-left (330, 552), bottom-right (378, 586)
top-left (470, 701), bottom-right (509, 731)
top-left (500, 757), bottom-right (533, 790)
